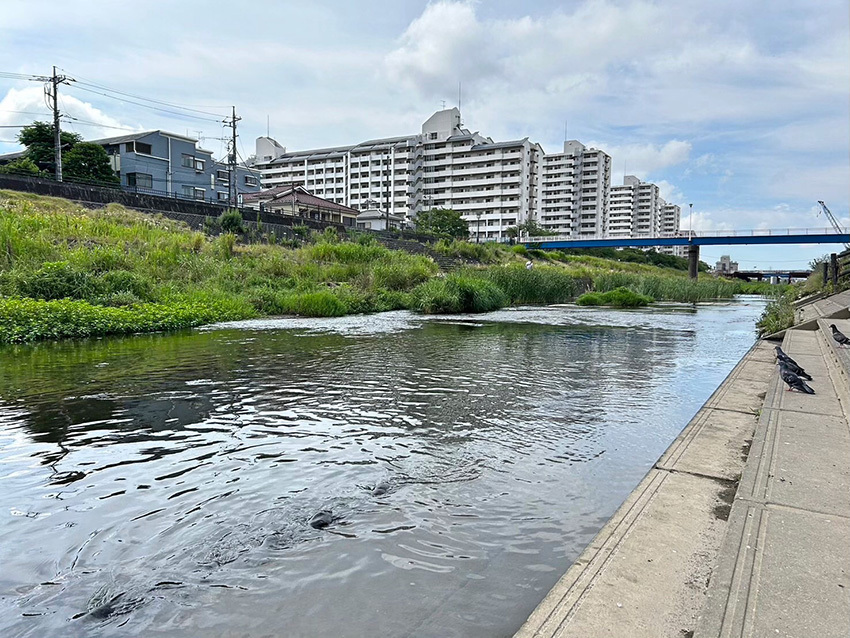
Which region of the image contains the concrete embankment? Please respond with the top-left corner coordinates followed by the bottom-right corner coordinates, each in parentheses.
top-left (516, 294), bottom-right (850, 638)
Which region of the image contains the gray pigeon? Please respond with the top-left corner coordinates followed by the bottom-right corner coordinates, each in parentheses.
top-left (779, 362), bottom-right (815, 394)
top-left (830, 324), bottom-right (849, 348)
top-left (773, 346), bottom-right (812, 380)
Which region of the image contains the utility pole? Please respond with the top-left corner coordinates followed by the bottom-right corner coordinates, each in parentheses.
top-left (225, 106), bottom-right (241, 208)
top-left (39, 67), bottom-right (73, 182)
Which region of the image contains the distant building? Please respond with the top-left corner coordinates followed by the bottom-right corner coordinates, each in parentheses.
top-left (715, 255), bottom-right (739, 274)
top-left (242, 184), bottom-right (358, 226)
top-left (255, 107), bottom-right (543, 241)
top-left (356, 208), bottom-right (405, 231)
top-left (253, 108), bottom-right (682, 242)
top-left (89, 131), bottom-right (261, 203)
top-left (538, 141), bottom-right (611, 238)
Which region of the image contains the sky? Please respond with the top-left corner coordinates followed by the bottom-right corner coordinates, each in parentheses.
top-left (0, 0), bottom-right (847, 268)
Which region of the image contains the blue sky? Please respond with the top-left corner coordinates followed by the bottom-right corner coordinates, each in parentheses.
top-left (1, 0), bottom-right (847, 268)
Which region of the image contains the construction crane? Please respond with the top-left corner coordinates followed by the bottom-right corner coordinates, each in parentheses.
top-left (817, 200), bottom-right (850, 249)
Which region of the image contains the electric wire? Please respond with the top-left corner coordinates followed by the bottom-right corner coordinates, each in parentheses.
top-left (58, 68), bottom-right (229, 116)
top-left (69, 85), bottom-right (223, 124)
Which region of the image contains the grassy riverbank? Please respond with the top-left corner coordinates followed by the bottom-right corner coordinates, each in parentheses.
top-left (0, 191), bottom-right (777, 343)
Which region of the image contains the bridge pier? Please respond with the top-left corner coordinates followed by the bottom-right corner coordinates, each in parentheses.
top-left (688, 244), bottom-right (700, 279)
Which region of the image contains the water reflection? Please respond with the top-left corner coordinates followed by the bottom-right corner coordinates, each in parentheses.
top-left (0, 301), bottom-right (763, 637)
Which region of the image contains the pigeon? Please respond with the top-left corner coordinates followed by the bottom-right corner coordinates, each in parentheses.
top-left (830, 324), bottom-right (849, 348)
top-left (773, 346), bottom-right (812, 380)
top-left (779, 362), bottom-right (815, 394)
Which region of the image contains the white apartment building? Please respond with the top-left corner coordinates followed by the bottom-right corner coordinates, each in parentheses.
top-left (254, 109), bottom-right (681, 243)
top-left (609, 175), bottom-right (663, 236)
top-left (537, 141), bottom-right (611, 237)
top-left (255, 108), bottom-right (543, 240)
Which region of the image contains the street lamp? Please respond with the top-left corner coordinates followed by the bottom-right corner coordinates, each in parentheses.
top-left (688, 203), bottom-right (693, 238)
top-left (476, 211), bottom-right (482, 243)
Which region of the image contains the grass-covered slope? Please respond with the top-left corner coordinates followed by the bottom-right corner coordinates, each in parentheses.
top-left (0, 191), bottom-right (777, 343)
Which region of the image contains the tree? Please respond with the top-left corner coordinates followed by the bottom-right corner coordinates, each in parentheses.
top-left (414, 208), bottom-right (469, 239)
top-left (517, 219), bottom-right (557, 237)
top-left (63, 142), bottom-right (119, 184)
top-left (0, 157), bottom-right (43, 176)
top-left (17, 121), bottom-right (82, 175)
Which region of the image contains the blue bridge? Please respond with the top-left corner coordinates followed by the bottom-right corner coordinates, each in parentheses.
top-left (523, 228), bottom-right (850, 278)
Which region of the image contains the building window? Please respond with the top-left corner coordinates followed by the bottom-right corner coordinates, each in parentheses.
top-left (125, 141), bottom-right (152, 155)
top-left (217, 192), bottom-right (229, 201)
top-left (182, 185), bottom-right (205, 200)
top-left (244, 175), bottom-right (258, 186)
top-left (126, 172), bottom-right (153, 189)
top-left (216, 169), bottom-right (229, 182)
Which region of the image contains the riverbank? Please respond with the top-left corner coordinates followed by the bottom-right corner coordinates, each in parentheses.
top-left (515, 291), bottom-right (850, 638)
top-left (0, 191), bottom-right (775, 343)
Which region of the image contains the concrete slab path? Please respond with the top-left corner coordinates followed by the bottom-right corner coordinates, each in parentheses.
top-left (694, 324), bottom-right (850, 638)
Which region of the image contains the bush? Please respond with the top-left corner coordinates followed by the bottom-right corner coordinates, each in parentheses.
top-left (756, 287), bottom-right (797, 336)
top-left (576, 287), bottom-right (654, 307)
top-left (218, 210), bottom-right (244, 234)
top-left (412, 274), bottom-right (508, 314)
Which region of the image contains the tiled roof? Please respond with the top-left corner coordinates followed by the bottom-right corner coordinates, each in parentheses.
top-left (244, 185), bottom-right (357, 214)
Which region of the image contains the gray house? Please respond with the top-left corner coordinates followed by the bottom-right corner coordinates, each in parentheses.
top-left (90, 130), bottom-right (261, 203)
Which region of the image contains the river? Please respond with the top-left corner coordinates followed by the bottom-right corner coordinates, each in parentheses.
top-left (0, 299), bottom-right (765, 637)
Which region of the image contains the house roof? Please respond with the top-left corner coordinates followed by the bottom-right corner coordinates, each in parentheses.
top-left (0, 149), bottom-right (26, 162)
top-left (244, 185), bottom-right (358, 215)
top-left (357, 209), bottom-right (405, 222)
top-left (87, 130), bottom-right (199, 146)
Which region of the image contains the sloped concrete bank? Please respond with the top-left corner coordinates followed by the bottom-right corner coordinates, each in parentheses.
top-left (515, 340), bottom-right (775, 638)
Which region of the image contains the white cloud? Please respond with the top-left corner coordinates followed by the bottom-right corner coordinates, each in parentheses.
top-left (589, 140), bottom-right (692, 181)
top-left (0, 86), bottom-right (138, 146)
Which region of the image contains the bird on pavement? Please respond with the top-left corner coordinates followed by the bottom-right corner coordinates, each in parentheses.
top-left (773, 346), bottom-right (812, 380)
top-left (779, 362), bottom-right (815, 394)
top-left (830, 324), bottom-right (849, 348)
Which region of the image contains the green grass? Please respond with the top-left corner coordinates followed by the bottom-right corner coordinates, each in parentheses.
top-left (576, 287), bottom-right (654, 308)
top-left (756, 286), bottom-right (797, 336)
top-left (412, 274), bottom-right (508, 313)
top-left (0, 191), bottom-right (784, 340)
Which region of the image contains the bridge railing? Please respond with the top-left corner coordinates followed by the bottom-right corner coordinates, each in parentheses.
top-left (525, 227), bottom-right (847, 243)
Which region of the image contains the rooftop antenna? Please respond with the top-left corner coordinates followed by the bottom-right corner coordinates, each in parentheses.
top-left (458, 81), bottom-right (462, 111)
top-left (267, 115), bottom-right (269, 138)
top-left (564, 120), bottom-right (567, 143)
top-left (440, 100), bottom-right (446, 110)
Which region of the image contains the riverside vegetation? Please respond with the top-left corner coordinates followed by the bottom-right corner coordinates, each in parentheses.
top-left (0, 191), bottom-right (778, 344)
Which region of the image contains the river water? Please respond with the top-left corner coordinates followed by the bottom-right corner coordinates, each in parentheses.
top-left (0, 299), bottom-right (764, 637)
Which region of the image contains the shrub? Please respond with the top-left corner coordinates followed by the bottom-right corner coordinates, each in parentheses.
top-left (412, 274), bottom-right (508, 314)
top-left (511, 244), bottom-right (527, 256)
top-left (218, 210), bottom-right (244, 234)
top-left (756, 287), bottom-right (797, 336)
top-left (576, 287), bottom-right (653, 307)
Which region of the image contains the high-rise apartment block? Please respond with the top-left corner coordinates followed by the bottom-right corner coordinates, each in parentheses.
top-left (254, 108), bottom-right (680, 242)
top-left (538, 141), bottom-right (610, 237)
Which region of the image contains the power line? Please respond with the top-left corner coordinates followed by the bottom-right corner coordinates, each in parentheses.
top-left (69, 84), bottom-right (223, 124)
top-left (0, 109), bottom-right (53, 117)
top-left (59, 68), bottom-right (231, 112)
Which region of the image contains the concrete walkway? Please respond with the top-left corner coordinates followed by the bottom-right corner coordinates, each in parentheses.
top-left (695, 319), bottom-right (850, 638)
top-left (515, 300), bottom-right (850, 638)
